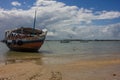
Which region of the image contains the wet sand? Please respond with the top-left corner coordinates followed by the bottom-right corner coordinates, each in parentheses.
top-left (0, 58), bottom-right (120, 80)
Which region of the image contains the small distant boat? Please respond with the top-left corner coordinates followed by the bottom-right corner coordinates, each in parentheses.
top-left (2, 10), bottom-right (47, 52)
top-left (60, 40), bottom-right (70, 43)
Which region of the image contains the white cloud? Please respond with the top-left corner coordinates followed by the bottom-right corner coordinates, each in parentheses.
top-left (0, 0), bottom-right (120, 40)
top-left (11, 1), bottom-right (21, 6)
top-left (77, 9), bottom-right (120, 23)
top-left (96, 11), bottom-right (120, 19)
top-left (73, 23), bottom-right (120, 40)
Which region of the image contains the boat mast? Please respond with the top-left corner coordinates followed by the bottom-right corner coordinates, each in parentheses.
top-left (33, 10), bottom-right (37, 34)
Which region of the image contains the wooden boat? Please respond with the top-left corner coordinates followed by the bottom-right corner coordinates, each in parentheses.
top-left (2, 11), bottom-right (47, 52)
top-left (2, 27), bottom-right (47, 52)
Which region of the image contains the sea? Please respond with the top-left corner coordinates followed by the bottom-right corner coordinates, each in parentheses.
top-left (0, 41), bottom-right (120, 64)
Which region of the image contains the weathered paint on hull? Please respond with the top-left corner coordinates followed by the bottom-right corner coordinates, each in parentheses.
top-left (7, 41), bottom-right (44, 52)
top-left (3, 27), bottom-right (47, 52)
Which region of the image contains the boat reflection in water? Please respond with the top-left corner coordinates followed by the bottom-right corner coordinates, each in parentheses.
top-left (5, 51), bottom-right (43, 65)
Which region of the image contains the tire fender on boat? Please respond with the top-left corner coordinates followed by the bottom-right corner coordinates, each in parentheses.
top-left (17, 40), bottom-right (23, 45)
top-left (6, 40), bottom-right (11, 45)
top-left (12, 40), bottom-right (16, 44)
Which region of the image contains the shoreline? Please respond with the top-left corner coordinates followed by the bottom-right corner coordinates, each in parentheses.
top-left (0, 41), bottom-right (120, 80)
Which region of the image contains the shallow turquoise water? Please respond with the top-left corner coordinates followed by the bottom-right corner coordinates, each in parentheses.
top-left (41, 41), bottom-right (120, 54)
top-left (0, 41), bottom-right (120, 64)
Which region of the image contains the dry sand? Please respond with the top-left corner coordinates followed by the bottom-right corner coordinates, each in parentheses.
top-left (0, 59), bottom-right (120, 80)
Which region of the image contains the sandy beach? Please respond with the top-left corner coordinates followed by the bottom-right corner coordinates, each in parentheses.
top-left (0, 58), bottom-right (120, 80)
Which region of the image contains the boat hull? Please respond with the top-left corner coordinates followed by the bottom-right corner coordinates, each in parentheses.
top-left (3, 27), bottom-right (47, 52)
top-left (6, 39), bottom-right (44, 52)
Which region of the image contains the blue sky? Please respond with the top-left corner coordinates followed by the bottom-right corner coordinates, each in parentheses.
top-left (0, 0), bottom-right (120, 11)
top-left (57, 0), bottom-right (120, 11)
top-left (0, 0), bottom-right (34, 10)
top-left (0, 0), bottom-right (120, 40)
